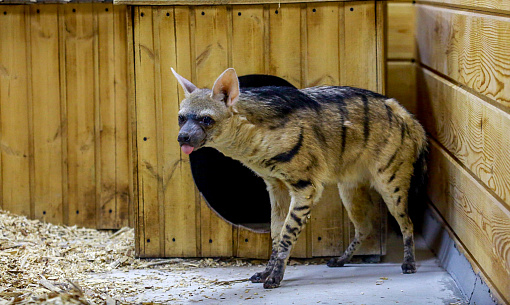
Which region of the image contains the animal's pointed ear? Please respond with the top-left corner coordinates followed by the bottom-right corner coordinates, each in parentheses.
top-left (171, 68), bottom-right (197, 97)
top-left (211, 68), bottom-right (240, 107)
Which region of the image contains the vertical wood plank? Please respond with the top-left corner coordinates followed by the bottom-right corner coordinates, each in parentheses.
top-left (135, 6), bottom-right (161, 257)
top-left (304, 2), bottom-right (344, 257)
top-left (194, 5), bottom-right (233, 257)
top-left (230, 4), bottom-right (271, 258)
top-left (341, 1), bottom-right (377, 91)
top-left (64, 4), bottom-right (97, 227)
top-left (376, 0), bottom-right (386, 95)
top-left (113, 5), bottom-right (131, 228)
top-left (231, 5), bottom-right (265, 75)
top-left (268, 4), bottom-right (301, 87)
top-left (0, 5), bottom-right (31, 216)
top-left (97, 3), bottom-right (118, 229)
top-left (30, 4), bottom-right (64, 224)
top-left (267, 3), bottom-right (308, 257)
top-left (157, 7), bottom-right (198, 257)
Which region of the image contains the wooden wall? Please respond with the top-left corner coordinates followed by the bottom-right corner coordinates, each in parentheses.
top-left (0, 4), bottom-right (131, 229)
top-left (416, 2), bottom-right (510, 304)
top-left (132, 2), bottom-right (387, 258)
top-left (386, 0), bottom-right (416, 113)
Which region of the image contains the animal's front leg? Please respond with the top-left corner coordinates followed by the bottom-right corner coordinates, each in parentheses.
top-left (250, 179), bottom-right (290, 283)
top-left (264, 181), bottom-right (323, 289)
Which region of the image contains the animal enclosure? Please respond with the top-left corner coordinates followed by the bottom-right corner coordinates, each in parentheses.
top-left (129, 1), bottom-right (388, 258)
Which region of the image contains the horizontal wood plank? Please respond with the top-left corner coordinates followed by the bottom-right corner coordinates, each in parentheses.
top-left (427, 140), bottom-right (510, 304)
top-left (387, 2), bottom-right (415, 60)
top-left (416, 4), bottom-right (510, 109)
top-left (418, 0), bottom-right (510, 14)
top-left (417, 68), bottom-right (510, 210)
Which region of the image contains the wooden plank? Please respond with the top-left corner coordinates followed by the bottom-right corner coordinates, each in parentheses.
top-left (305, 2), bottom-right (340, 87)
top-left (155, 7), bottom-right (198, 257)
top-left (96, 3), bottom-right (129, 229)
top-left (237, 228), bottom-right (271, 259)
top-left (134, 6), bottom-right (161, 257)
top-left (230, 5), bottom-right (272, 257)
top-left (115, 0), bottom-right (385, 5)
top-left (194, 5), bottom-right (233, 257)
top-left (417, 68), bottom-right (510, 210)
top-left (268, 3), bottom-right (302, 87)
top-left (64, 4), bottom-right (97, 227)
top-left (387, 61), bottom-right (417, 114)
top-left (303, 2), bottom-right (344, 257)
top-left (375, 0), bottom-right (386, 94)
top-left (200, 196), bottom-right (233, 257)
top-left (312, 186), bottom-right (344, 256)
top-left (0, 5), bottom-right (31, 216)
top-left (416, 4), bottom-right (510, 109)
top-left (427, 140), bottom-right (510, 304)
top-left (419, 0), bottom-right (510, 14)
top-left (30, 4), bottom-right (64, 224)
top-left (387, 2), bottom-right (415, 60)
top-left (97, 3), bottom-right (117, 229)
top-left (113, 5), bottom-right (131, 228)
top-left (341, 1), bottom-right (377, 91)
top-left (231, 5), bottom-right (265, 75)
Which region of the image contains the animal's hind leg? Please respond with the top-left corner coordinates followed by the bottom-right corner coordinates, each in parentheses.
top-left (374, 162), bottom-right (416, 274)
top-left (250, 178), bottom-right (290, 283)
top-left (328, 183), bottom-right (376, 267)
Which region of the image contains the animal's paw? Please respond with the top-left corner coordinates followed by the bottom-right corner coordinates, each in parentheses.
top-left (250, 271), bottom-right (269, 283)
top-left (263, 272), bottom-right (284, 289)
top-left (327, 257), bottom-right (347, 267)
top-left (401, 262), bottom-right (417, 274)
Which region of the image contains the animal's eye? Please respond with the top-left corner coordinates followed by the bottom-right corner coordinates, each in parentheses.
top-left (201, 116), bottom-right (214, 126)
top-left (178, 115), bottom-right (187, 125)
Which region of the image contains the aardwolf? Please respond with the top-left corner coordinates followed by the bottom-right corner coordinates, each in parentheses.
top-left (172, 68), bottom-right (427, 289)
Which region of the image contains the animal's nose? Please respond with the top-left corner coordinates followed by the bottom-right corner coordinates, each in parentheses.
top-left (177, 133), bottom-right (191, 144)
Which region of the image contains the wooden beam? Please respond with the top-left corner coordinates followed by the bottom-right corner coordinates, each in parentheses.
top-left (387, 2), bottom-right (415, 60)
top-left (387, 61), bottom-right (417, 113)
top-left (416, 4), bottom-right (510, 109)
top-left (417, 68), bottom-right (510, 211)
top-left (418, 0), bottom-right (510, 15)
top-left (115, 0), bottom-right (384, 5)
top-left (427, 140), bottom-right (510, 304)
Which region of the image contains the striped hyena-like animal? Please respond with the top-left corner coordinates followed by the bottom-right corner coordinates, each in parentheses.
top-left (172, 68), bottom-right (427, 289)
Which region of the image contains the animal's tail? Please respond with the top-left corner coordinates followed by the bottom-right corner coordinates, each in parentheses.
top-left (408, 141), bottom-right (428, 231)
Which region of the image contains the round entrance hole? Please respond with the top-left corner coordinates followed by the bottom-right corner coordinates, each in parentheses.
top-left (189, 74), bottom-right (296, 232)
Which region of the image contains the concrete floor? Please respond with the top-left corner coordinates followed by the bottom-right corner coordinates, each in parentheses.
top-left (95, 233), bottom-right (466, 304)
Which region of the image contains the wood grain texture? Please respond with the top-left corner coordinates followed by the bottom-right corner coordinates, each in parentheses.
top-left (416, 4), bottom-right (510, 109)
top-left (304, 3), bottom-right (344, 257)
top-left (231, 5), bottom-right (265, 75)
top-left (115, 0), bottom-right (381, 5)
top-left (157, 7), bottom-right (198, 257)
top-left (268, 3), bottom-right (302, 87)
top-left (30, 5), bottom-right (64, 224)
top-left (64, 4), bottom-right (97, 227)
top-left (194, 6), bottom-right (234, 257)
top-left (341, 1), bottom-right (377, 91)
top-left (0, 5), bottom-right (31, 216)
top-left (417, 68), bottom-right (510, 210)
top-left (131, 3), bottom-right (386, 258)
top-left (418, 0), bottom-right (510, 14)
top-left (428, 140), bottom-right (510, 304)
top-left (96, 4), bottom-right (130, 229)
top-left (387, 2), bottom-right (415, 60)
top-left (387, 61), bottom-right (417, 113)
top-left (134, 7), bottom-right (161, 257)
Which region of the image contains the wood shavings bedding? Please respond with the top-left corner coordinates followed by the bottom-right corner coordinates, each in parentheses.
top-left (0, 210), bottom-right (257, 304)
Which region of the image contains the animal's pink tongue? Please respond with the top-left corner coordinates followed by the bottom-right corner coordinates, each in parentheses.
top-left (181, 144), bottom-right (194, 155)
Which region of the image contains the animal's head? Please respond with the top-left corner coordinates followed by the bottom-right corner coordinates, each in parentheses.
top-left (172, 68), bottom-right (240, 155)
